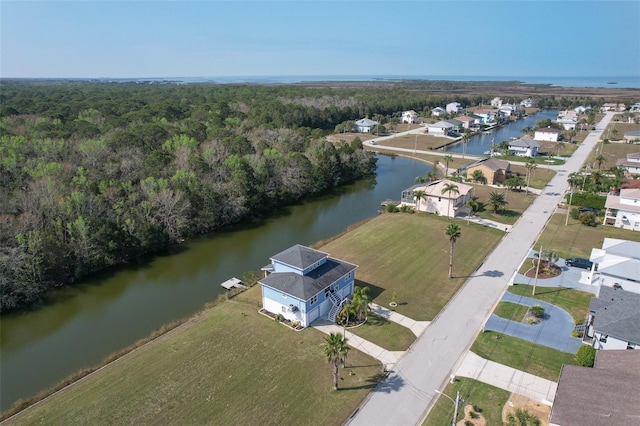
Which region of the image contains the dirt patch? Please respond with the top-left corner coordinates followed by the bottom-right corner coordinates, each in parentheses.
top-left (502, 393), bottom-right (550, 425)
top-left (456, 404), bottom-right (486, 426)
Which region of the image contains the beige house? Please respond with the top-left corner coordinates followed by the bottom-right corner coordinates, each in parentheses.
top-left (400, 179), bottom-right (473, 218)
top-left (464, 158), bottom-right (511, 185)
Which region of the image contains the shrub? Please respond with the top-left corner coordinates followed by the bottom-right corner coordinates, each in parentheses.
top-left (571, 193), bottom-right (606, 209)
top-left (579, 212), bottom-right (598, 227)
top-left (575, 345), bottom-right (596, 367)
top-left (570, 207), bottom-right (581, 220)
top-left (526, 316), bottom-right (538, 325)
top-left (386, 203), bottom-right (399, 213)
top-left (505, 409), bottom-right (541, 426)
top-left (469, 411), bottom-right (478, 419)
top-left (274, 313), bottom-right (284, 322)
top-left (529, 304), bottom-right (545, 318)
top-left (571, 330), bottom-right (583, 338)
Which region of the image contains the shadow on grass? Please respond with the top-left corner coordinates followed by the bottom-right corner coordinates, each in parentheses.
top-left (341, 372), bottom-right (388, 391)
top-left (365, 314), bottom-right (390, 327)
top-left (355, 279), bottom-right (385, 300)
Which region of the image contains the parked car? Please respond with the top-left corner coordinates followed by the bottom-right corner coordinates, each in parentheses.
top-left (565, 258), bottom-right (593, 269)
top-left (369, 140), bottom-right (376, 145)
top-left (578, 207), bottom-right (599, 214)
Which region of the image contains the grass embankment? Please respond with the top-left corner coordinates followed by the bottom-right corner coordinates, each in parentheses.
top-left (422, 378), bottom-right (511, 426)
top-left (320, 213), bottom-right (504, 320)
top-left (347, 313), bottom-right (415, 351)
top-left (471, 331), bottom-right (577, 382)
top-left (536, 213), bottom-right (640, 259)
top-left (508, 285), bottom-right (591, 323)
top-left (4, 286), bottom-right (383, 425)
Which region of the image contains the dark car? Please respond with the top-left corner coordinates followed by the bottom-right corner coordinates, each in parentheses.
top-left (578, 207), bottom-right (600, 214)
top-left (565, 258), bottom-right (593, 269)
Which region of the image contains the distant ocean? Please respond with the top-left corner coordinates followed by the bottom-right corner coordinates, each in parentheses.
top-left (104, 75), bottom-right (640, 89)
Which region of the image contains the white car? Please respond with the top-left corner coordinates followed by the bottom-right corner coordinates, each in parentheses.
top-left (369, 140), bottom-right (376, 145)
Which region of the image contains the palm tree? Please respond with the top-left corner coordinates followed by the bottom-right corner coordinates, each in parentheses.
top-left (594, 153), bottom-right (607, 170)
top-left (556, 140), bottom-right (566, 156)
top-left (351, 285), bottom-right (371, 322)
top-left (412, 189), bottom-right (427, 211)
top-left (443, 155), bottom-right (453, 177)
top-left (426, 171), bottom-right (438, 182)
top-left (461, 131), bottom-right (470, 159)
top-left (445, 223), bottom-right (462, 279)
top-left (441, 183), bottom-right (460, 218)
top-left (488, 191), bottom-right (508, 214)
top-left (520, 126), bottom-right (533, 136)
top-left (464, 199), bottom-right (479, 224)
top-left (471, 169), bottom-right (487, 195)
top-left (322, 333), bottom-right (349, 390)
top-left (525, 159), bottom-right (537, 193)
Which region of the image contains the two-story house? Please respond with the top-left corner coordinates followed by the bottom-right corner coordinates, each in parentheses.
top-left (260, 245), bottom-right (357, 328)
top-left (400, 179), bottom-right (473, 218)
top-left (534, 126), bottom-right (562, 142)
top-left (402, 110), bottom-right (419, 124)
top-left (508, 138), bottom-right (541, 157)
top-left (446, 102), bottom-right (463, 114)
top-left (603, 188), bottom-right (640, 230)
top-left (355, 118), bottom-right (379, 133)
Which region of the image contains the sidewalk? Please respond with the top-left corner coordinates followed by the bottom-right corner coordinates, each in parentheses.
top-left (370, 303), bottom-right (430, 337)
top-left (455, 351), bottom-right (557, 404)
top-left (463, 215), bottom-right (512, 232)
top-left (311, 320), bottom-right (403, 370)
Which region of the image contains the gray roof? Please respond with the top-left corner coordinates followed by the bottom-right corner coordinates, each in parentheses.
top-left (549, 350), bottom-right (640, 426)
top-left (589, 286), bottom-right (640, 344)
top-left (355, 118), bottom-right (379, 126)
top-left (271, 244), bottom-right (328, 270)
top-left (598, 258), bottom-right (640, 283)
top-left (509, 138), bottom-right (541, 148)
top-left (535, 127), bottom-right (561, 134)
top-left (624, 130), bottom-right (640, 137)
top-left (429, 120), bottom-right (454, 129)
top-left (446, 119), bottom-right (463, 126)
top-left (260, 257), bottom-right (357, 301)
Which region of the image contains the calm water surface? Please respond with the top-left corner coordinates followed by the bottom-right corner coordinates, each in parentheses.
top-left (446, 109), bottom-right (559, 155)
top-left (0, 154), bottom-right (430, 411)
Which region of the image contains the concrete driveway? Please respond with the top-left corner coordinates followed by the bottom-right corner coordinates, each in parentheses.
top-left (484, 291), bottom-right (583, 353)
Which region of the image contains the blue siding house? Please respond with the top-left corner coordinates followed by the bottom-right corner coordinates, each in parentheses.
top-left (260, 245), bottom-right (357, 328)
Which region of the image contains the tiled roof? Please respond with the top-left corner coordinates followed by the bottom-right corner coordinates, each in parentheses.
top-left (260, 257), bottom-right (357, 300)
top-left (589, 286), bottom-right (640, 344)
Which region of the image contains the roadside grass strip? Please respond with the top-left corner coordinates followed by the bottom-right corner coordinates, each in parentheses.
top-left (346, 313), bottom-right (416, 352)
top-left (507, 284), bottom-right (591, 323)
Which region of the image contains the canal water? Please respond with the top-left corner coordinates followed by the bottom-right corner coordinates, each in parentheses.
top-left (0, 154), bottom-right (430, 412)
top-left (445, 109), bottom-right (559, 155)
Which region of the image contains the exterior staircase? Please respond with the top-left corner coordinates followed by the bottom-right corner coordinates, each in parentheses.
top-left (327, 290), bottom-right (344, 323)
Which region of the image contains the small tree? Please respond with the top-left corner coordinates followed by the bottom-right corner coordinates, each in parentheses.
top-left (505, 408), bottom-right (541, 426)
top-left (575, 345), bottom-right (596, 367)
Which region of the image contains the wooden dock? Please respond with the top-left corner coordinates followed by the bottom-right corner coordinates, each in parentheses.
top-left (220, 277), bottom-right (247, 290)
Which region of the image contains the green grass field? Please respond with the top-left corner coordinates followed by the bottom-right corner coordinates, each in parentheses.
top-left (493, 301), bottom-right (529, 322)
top-left (471, 331), bottom-right (577, 381)
top-left (422, 378), bottom-right (511, 426)
top-left (5, 288), bottom-right (384, 425)
top-left (320, 213), bottom-right (504, 320)
top-left (536, 213), bottom-right (640, 259)
top-left (472, 185), bottom-right (535, 225)
top-left (347, 313), bottom-right (416, 351)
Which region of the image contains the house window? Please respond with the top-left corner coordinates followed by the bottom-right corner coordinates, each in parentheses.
top-left (310, 295), bottom-right (318, 305)
top-left (282, 306), bottom-right (287, 313)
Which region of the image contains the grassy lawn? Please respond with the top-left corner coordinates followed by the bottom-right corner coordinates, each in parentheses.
top-left (5, 286), bottom-right (383, 425)
top-left (472, 185), bottom-right (534, 225)
top-left (422, 378), bottom-right (510, 426)
top-left (494, 301), bottom-right (529, 322)
top-left (508, 285), bottom-right (591, 323)
top-left (471, 331), bottom-right (577, 381)
top-left (347, 313), bottom-right (415, 351)
top-left (509, 164), bottom-right (555, 190)
top-left (535, 213), bottom-right (640, 260)
top-left (583, 140), bottom-right (640, 170)
top-left (375, 132), bottom-right (453, 151)
top-left (319, 213), bottom-right (503, 321)
top-left (539, 140), bottom-right (578, 157)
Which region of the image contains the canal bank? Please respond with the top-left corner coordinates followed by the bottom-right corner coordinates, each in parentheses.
top-left (0, 154), bottom-right (431, 412)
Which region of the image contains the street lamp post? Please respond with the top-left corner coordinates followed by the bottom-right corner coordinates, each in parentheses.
top-left (434, 389), bottom-right (461, 426)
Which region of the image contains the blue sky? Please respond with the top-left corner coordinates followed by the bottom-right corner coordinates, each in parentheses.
top-left (1, 1), bottom-right (639, 78)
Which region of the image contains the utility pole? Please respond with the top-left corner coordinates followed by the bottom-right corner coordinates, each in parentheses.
top-left (453, 391), bottom-right (460, 426)
top-left (533, 245), bottom-right (542, 296)
top-left (565, 189), bottom-right (573, 226)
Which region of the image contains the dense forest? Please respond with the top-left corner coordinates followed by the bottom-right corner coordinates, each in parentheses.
top-left (0, 80), bottom-right (627, 311)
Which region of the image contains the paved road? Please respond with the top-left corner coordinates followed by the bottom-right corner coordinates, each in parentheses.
top-left (346, 112), bottom-right (616, 426)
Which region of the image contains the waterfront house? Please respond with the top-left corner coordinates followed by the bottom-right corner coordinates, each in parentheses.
top-left (355, 118), bottom-right (379, 133)
top-left (260, 245), bottom-right (357, 328)
top-left (427, 121), bottom-right (455, 136)
top-left (588, 238), bottom-right (640, 294)
top-left (600, 103), bottom-right (626, 112)
top-left (603, 189), bottom-right (640, 231)
top-left (534, 126), bottom-right (562, 142)
top-left (446, 102), bottom-right (463, 114)
top-left (402, 110), bottom-right (419, 124)
top-left (549, 350), bottom-right (640, 426)
top-left (585, 286), bottom-right (640, 350)
top-left (463, 158), bottom-right (511, 185)
top-left (490, 97), bottom-right (502, 107)
top-left (445, 118), bottom-right (464, 133)
top-left (498, 103), bottom-right (520, 117)
top-left (455, 115), bottom-right (479, 129)
top-left (629, 103), bottom-right (640, 112)
top-left (508, 138), bottom-right (541, 157)
top-left (520, 98), bottom-right (538, 108)
top-left (431, 107), bottom-right (447, 117)
top-left (616, 152), bottom-right (640, 174)
top-left (400, 179), bottom-right (473, 218)
top-left (623, 130), bottom-right (640, 143)
top-left (473, 109), bottom-right (497, 125)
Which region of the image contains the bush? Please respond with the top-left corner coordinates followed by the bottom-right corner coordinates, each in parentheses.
top-left (570, 207), bottom-right (581, 220)
top-left (571, 330), bottom-right (583, 338)
top-left (529, 304), bottom-right (545, 318)
top-left (575, 345), bottom-right (596, 367)
top-left (579, 212), bottom-right (598, 227)
top-left (571, 193), bottom-right (606, 209)
top-left (386, 203), bottom-right (399, 213)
